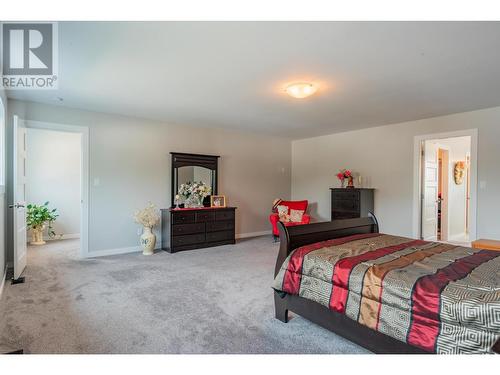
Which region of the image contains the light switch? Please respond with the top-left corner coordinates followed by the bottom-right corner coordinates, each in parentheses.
top-left (480, 180), bottom-right (487, 189)
top-left (93, 178), bottom-right (100, 187)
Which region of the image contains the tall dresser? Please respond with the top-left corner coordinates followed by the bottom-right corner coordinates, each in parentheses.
top-left (161, 207), bottom-right (236, 253)
top-left (330, 188), bottom-right (374, 220)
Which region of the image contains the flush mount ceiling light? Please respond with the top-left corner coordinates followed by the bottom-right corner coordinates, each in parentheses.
top-left (285, 82), bottom-right (318, 99)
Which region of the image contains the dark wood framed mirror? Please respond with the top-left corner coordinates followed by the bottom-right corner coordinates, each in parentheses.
top-left (170, 152), bottom-right (219, 207)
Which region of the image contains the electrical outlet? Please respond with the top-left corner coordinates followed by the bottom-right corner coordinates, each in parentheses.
top-left (137, 228), bottom-right (143, 235)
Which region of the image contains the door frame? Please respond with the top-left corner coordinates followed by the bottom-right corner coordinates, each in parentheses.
top-left (412, 129), bottom-right (477, 241)
top-left (25, 120), bottom-right (90, 258)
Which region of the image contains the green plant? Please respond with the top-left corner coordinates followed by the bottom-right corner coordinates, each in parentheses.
top-left (26, 202), bottom-right (59, 238)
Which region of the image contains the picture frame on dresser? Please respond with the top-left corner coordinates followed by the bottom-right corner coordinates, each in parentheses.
top-left (210, 195), bottom-right (226, 208)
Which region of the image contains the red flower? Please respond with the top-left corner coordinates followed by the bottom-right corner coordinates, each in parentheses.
top-left (344, 170), bottom-right (351, 177)
top-left (336, 173), bottom-right (344, 180)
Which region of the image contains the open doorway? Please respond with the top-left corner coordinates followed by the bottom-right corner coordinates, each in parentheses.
top-left (26, 128), bottom-right (81, 246)
top-left (416, 133), bottom-right (475, 244)
top-left (22, 120), bottom-right (89, 259)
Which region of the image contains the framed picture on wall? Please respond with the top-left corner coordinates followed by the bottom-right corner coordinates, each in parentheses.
top-left (210, 195), bottom-right (226, 208)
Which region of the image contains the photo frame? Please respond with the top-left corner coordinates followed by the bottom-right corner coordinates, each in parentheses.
top-left (210, 195), bottom-right (226, 208)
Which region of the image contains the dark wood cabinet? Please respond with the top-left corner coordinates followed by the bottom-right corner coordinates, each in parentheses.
top-left (330, 188), bottom-right (374, 220)
top-left (161, 207), bottom-right (236, 253)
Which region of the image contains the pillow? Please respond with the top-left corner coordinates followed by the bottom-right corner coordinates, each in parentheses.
top-left (277, 205), bottom-right (290, 222)
top-left (272, 198), bottom-right (283, 213)
top-left (289, 209), bottom-right (304, 223)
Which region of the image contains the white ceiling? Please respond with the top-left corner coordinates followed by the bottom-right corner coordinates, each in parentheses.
top-left (7, 21), bottom-right (500, 139)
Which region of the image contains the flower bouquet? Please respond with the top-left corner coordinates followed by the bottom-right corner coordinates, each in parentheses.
top-left (336, 169), bottom-right (354, 188)
top-left (178, 181), bottom-right (212, 207)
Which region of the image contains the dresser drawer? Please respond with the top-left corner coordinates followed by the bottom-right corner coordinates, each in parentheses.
top-left (206, 220), bottom-right (234, 232)
top-left (172, 223), bottom-right (205, 236)
top-left (195, 211), bottom-right (216, 222)
top-left (215, 210), bottom-right (235, 221)
top-left (332, 199), bottom-right (360, 211)
top-left (333, 190), bottom-right (360, 201)
top-left (172, 211), bottom-right (195, 224)
top-left (206, 230), bottom-right (234, 242)
top-left (172, 233), bottom-right (205, 247)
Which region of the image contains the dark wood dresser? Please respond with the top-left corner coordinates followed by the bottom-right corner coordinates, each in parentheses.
top-left (161, 207), bottom-right (237, 253)
top-left (330, 188), bottom-right (374, 220)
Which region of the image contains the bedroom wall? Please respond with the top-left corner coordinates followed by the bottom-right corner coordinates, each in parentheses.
top-left (6, 99), bottom-right (291, 257)
top-left (291, 105), bottom-right (500, 240)
top-left (26, 128), bottom-right (82, 238)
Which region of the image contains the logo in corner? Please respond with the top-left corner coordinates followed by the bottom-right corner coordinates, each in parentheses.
top-left (1, 22), bottom-right (58, 90)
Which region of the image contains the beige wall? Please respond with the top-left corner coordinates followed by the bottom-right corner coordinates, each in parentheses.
top-left (26, 128), bottom-right (82, 238)
top-left (7, 99), bottom-right (291, 256)
top-left (292, 106), bottom-right (500, 239)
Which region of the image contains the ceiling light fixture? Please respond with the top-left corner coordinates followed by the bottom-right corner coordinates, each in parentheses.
top-left (285, 82), bottom-right (317, 99)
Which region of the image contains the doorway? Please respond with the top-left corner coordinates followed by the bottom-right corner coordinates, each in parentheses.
top-left (413, 130), bottom-right (477, 243)
top-left (24, 120), bottom-right (89, 258)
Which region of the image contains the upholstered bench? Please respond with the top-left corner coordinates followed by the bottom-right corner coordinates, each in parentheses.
top-left (471, 239), bottom-right (500, 252)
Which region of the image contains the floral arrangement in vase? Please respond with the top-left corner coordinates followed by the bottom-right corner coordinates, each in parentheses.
top-left (134, 203), bottom-right (160, 255)
top-left (178, 181), bottom-right (211, 207)
top-left (336, 169), bottom-right (354, 188)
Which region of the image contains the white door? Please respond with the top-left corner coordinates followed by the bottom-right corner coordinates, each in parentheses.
top-left (422, 141), bottom-right (439, 240)
top-left (12, 115), bottom-right (27, 279)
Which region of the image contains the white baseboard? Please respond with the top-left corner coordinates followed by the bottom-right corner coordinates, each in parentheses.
top-left (86, 231), bottom-right (270, 258)
top-left (236, 230), bottom-right (271, 239)
top-left (86, 245), bottom-right (161, 258)
top-left (43, 233), bottom-right (80, 241)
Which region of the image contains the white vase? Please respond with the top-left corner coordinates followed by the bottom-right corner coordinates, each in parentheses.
top-left (30, 225), bottom-right (46, 245)
top-left (140, 226), bottom-right (156, 255)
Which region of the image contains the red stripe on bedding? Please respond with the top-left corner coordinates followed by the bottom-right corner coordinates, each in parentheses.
top-left (329, 239), bottom-right (426, 313)
top-left (407, 250), bottom-right (500, 352)
top-left (281, 233), bottom-right (381, 295)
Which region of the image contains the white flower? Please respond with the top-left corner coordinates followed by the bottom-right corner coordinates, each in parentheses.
top-left (178, 181), bottom-right (211, 200)
top-left (134, 203), bottom-right (160, 228)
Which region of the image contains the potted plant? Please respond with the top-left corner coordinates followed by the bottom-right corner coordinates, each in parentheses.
top-left (26, 202), bottom-right (59, 245)
top-left (134, 203), bottom-right (160, 255)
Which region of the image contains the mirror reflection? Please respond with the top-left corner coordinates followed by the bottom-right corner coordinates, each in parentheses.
top-left (176, 166), bottom-right (213, 194)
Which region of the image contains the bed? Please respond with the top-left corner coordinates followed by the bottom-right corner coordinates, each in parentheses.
top-left (273, 214), bottom-right (500, 354)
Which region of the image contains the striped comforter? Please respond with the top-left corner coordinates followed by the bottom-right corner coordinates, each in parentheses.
top-left (273, 233), bottom-right (500, 354)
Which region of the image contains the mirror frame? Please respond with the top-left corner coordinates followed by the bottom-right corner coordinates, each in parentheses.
top-left (170, 152), bottom-right (219, 207)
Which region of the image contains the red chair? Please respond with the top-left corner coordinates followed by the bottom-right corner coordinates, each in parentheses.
top-left (269, 200), bottom-right (310, 241)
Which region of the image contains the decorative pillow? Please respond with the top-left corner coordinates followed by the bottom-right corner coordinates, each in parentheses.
top-left (272, 198), bottom-right (283, 213)
top-left (289, 209), bottom-right (304, 223)
top-left (277, 205), bottom-right (290, 222)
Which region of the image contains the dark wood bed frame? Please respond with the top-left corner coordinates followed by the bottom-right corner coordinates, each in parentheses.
top-left (274, 213), bottom-right (500, 354)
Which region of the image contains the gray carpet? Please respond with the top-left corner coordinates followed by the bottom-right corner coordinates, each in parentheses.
top-left (0, 237), bottom-right (368, 354)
